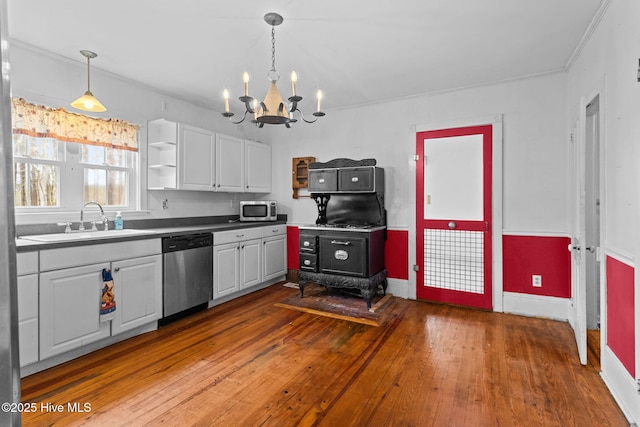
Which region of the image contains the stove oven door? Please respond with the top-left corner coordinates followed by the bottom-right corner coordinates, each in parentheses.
top-left (319, 235), bottom-right (367, 277)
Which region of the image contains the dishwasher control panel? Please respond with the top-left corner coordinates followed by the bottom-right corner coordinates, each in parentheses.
top-left (162, 233), bottom-right (212, 253)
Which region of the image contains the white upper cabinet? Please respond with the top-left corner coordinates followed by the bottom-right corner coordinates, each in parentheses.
top-left (245, 140), bottom-right (272, 193)
top-left (179, 124), bottom-right (216, 190)
top-left (215, 133), bottom-right (245, 192)
top-left (147, 119), bottom-right (272, 193)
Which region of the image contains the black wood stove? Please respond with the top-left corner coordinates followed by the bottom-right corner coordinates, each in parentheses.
top-left (298, 158), bottom-right (387, 309)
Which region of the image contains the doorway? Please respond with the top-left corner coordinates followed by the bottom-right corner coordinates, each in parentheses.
top-left (415, 125), bottom-right (493, 309)
top-left (585, 96), bottom-right (601, 369)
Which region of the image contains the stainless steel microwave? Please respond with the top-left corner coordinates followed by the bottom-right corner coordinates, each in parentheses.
top-left (240, 201), bottom-right (277, 221)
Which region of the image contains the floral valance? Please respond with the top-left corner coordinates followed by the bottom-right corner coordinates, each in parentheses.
top-left (11, 97), bottom-right (139, 152)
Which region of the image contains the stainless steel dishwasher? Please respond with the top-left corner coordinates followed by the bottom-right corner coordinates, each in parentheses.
top-left (162, 233), bottom-right (213, 320)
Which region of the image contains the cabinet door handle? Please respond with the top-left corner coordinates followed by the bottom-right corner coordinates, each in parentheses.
top-left (114, 267), bottom-right (120, 272)
top-left (330, 240), bottom-right (351, 246)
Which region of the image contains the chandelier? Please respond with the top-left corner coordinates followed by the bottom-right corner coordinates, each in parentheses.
top-left (222, 13), bottom-right (325, 128)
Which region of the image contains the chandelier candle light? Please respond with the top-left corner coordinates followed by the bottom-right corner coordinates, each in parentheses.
top-left (222, 12), bottom-right (325, 128)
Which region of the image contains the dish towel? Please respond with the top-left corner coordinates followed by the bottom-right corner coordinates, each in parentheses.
top-left (100, 268), bottom-right (117, 322)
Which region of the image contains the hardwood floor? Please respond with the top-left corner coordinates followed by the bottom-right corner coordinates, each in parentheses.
top-left (21, 284), bottom-right (628, 426)
top-left (587, 329), bottom-right (601, 373)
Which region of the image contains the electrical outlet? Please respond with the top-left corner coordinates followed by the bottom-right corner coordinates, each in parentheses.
top-left (532, 275), bottom-right (542, 287)
top-left (161, 198), bottom-right (168, 210)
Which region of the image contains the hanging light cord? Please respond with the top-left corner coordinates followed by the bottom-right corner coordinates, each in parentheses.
top-left (86, 56), bottom-right (91, 92)
top-left (270, 25), bottom-right (277, 75)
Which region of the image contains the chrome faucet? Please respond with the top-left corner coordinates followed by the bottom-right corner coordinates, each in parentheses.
top-left (80, 201), bottom-right (109, 231)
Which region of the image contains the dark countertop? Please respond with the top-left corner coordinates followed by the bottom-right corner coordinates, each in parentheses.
top-left (298, 224), bottom-right (386, 232)
top-left (16, 219), bottom-right (288, 252)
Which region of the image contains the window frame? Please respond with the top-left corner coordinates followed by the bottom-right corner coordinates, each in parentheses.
top-left (13, 138), bottom-right (140, 214)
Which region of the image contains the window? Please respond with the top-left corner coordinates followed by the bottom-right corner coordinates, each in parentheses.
top-left (11, 98), bottom-right (139, 211)
top-left (13, 135), bottom-right (62, 207)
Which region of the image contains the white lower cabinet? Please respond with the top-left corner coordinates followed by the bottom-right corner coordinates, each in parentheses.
top-left (213, 242), bottom-right (241, 298)
top-left (262, 231), bottom-right (287, 282)
top-left (213, 228), bottom-right (262, 299)
top-left (111, 255), bottom-right (162, 335)
top-left (40, 263), bottom-right (112, 359)
top-left (18, 274), bottom-right (39, 366)
top-left (17, 252), bottom-right (39, 367)
top-left (213, 225), bottom-right (287, 300)
top-left (38, 239), bottom-right (162, 361)
top-left (240, 238), bottom-right (262, 289)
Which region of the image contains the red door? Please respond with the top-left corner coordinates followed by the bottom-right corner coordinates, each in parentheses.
top-left (416, 125), bottom-right (492, 309)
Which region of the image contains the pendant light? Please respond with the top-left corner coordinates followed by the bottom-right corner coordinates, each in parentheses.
top-left (70, 50), bottom-right (107, 112)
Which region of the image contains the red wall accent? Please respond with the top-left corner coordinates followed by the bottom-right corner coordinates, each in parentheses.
top-left (606, 256), bottom-right (636, 378)
top-left (286, 226), bottom-right (409, 280)
top-left (286, 226), bottom-right (300, 270)
top-left (385, 230), bottom-right (409, 280)
top-left (502, 235), bottom-right (571, 298)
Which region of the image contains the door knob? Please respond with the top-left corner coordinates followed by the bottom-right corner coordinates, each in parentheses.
top-left (586, 246), bottom-right (596, 253)
top-left (448, 221), bottom-right (456, 229)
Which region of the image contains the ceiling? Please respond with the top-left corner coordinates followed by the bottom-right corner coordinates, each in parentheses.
top-left (7, 1), bottom-right (603, 113)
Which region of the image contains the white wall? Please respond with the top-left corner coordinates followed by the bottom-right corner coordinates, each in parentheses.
top-left (10, 41), bottom-right (570, 235)
top-left (566, 0), bottom-right (640, 423)
top-left (10, 42), bottom-right (271, 224)
top-left (268, 73), bottom-right (570, 236)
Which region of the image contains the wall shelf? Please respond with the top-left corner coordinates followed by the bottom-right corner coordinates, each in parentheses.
top-left (292, 156), bottom-right (315, 199)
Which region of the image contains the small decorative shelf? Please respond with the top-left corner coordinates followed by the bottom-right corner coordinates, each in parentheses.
top-left (147, 119), bottom-right (178, 190)
top-left (292, 156), bottom-right (316, 199)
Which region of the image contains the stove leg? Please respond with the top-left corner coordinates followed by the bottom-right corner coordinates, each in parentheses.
top-left (361, 288), bottom-right (374, 310)
top-left (299, 280), bottom-right (307, 298)
top-left (382, 278), bottom-right (388, 296)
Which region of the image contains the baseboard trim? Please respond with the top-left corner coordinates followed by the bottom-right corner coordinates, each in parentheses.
top-left (502, 292), bottom-right (570, 321)
top-left (601, 346), bottom-right (640, 425)
top-left (387, 278), bottom-right (410, 299)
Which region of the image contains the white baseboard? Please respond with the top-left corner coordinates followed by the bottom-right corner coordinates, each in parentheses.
top-left (386, 278), bottom-right (410, 299)
top-left (601, 346), bottom-right (640, 425)
top-left (502, 292), bottom-right (570, 321)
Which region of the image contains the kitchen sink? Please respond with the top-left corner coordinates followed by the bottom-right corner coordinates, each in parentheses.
top-left (19, 229), bottom-right (158, 243)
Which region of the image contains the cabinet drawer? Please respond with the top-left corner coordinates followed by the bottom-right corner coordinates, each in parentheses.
top-left (18, 274), bottom-right (38, 321)
top-left (19, 319), bottom-right (38, 367)
top-left (17, 252), bottom-right (38, 275)
top-left (309, 169), bottom-right (338, 192)
top-left (299, 234), bottom-right (317, 253)
top-left (214, 228), bottom-right (262, 245)
top-left (338, 167), bottom-right (374, 192)
top-left (261, 224), bottom-right (286, 237)
top-left (40, 239), bottom-right (161, 271)
top-left (299, 253), bottom-right (317, 272)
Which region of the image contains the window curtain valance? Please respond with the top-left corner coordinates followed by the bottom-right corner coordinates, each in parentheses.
top-left (11, 97), bottom-right (139, 152)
